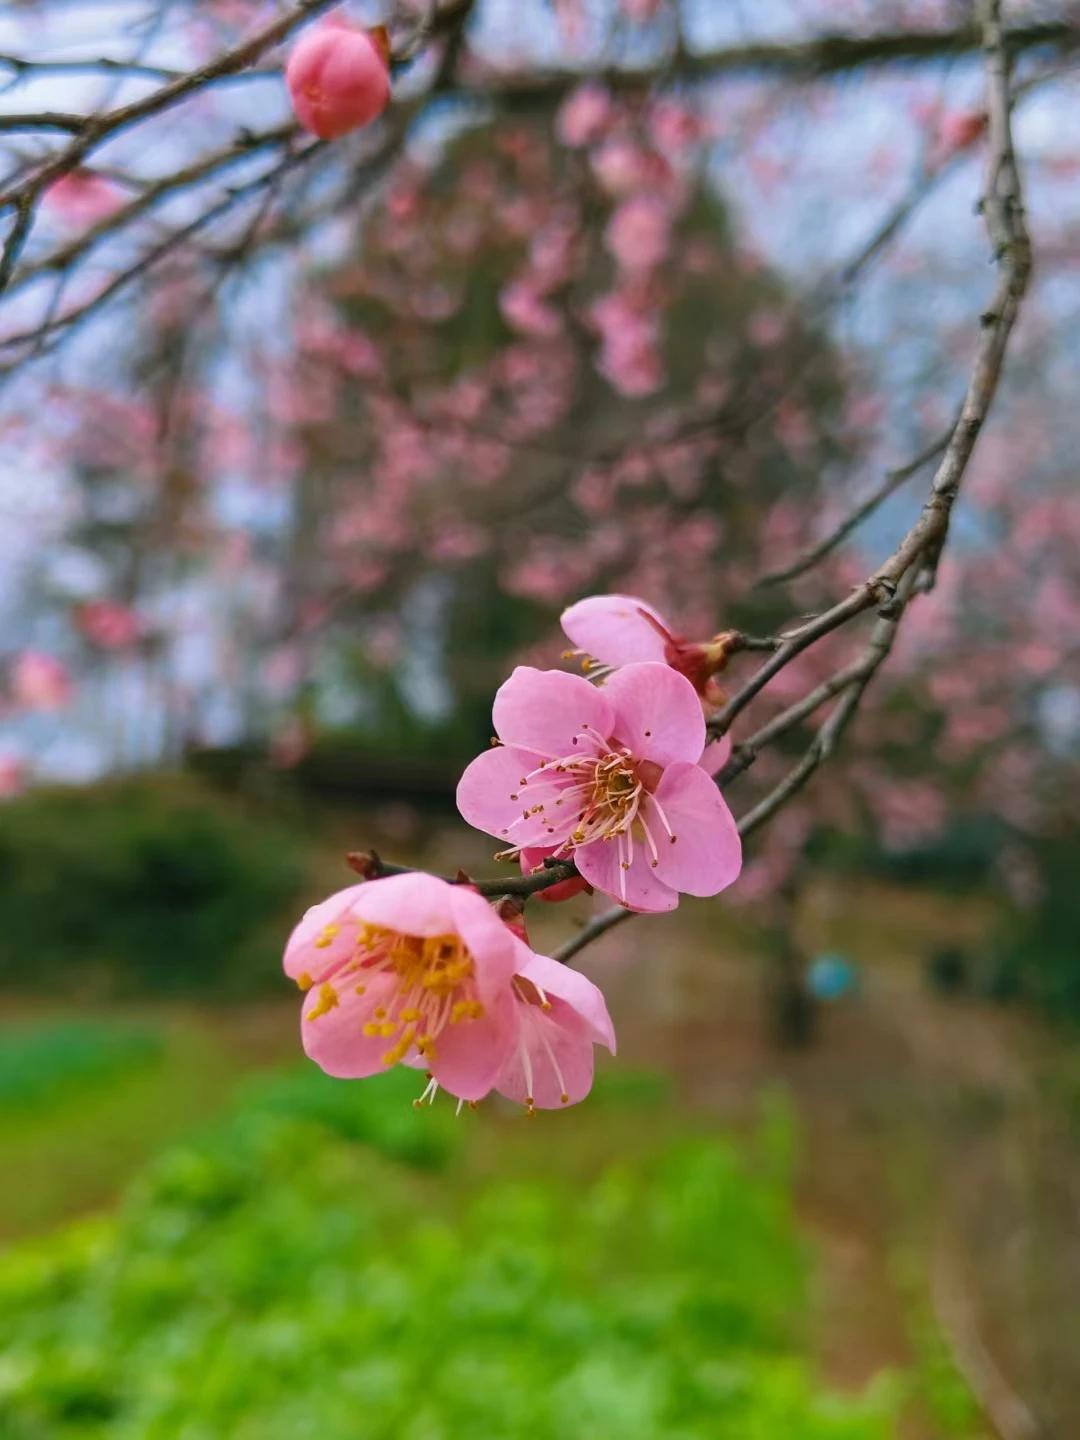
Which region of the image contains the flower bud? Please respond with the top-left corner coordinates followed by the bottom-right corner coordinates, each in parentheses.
top-left (286, 18), bottom-right (391, 140)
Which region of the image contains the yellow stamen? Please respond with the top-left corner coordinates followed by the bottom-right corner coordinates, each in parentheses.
top-left (306, 982), bottom-right (339, 1022)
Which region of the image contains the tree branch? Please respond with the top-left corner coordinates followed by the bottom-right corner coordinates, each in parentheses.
top-left (711, 0), bottom-right (1032, 742)
top-left (757, 424), bottom-right (953, 588)
top-left (346, 848), bottom-right (580, 900)
top-left (479, 18), bottom-right (1079, 104)
top-left (545, 0), bottom-right (1035, 970)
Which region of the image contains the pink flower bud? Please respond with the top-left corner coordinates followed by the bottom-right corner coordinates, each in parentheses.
top-left (286, 18), bottom-right (391, 140)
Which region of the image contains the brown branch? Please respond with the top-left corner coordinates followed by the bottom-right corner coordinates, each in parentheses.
top-left (478, 18), bottom-right (1079, 104)
top-left (0, 0), bottom-right (337, 225)
top-left (346, 848), bottom-right (580, 900)
top-left (553, 905), bottom-right (634, 964)
top-left (0, 148), bottom-right (318, 360)
top-left (3, 123), bottom-right (301, 304)
top-left (0, 55), bottom-right (185, 84)
top-left (873, 1), bottom-right (1032, 592)
top-left (734, 568), bottom-right (918, 839)
top-left (757, 424), bottom-right (953, 587)
top-left (0, 193), bottom-right (34, 294)
top-left (716, 655), bottom-right (875, 788)
top-left (550, 0), bottom-right (1035, 969)
top-left (0, 113), bottom-right (90, 134)
top-left (711, 0), bottom-right (1032, 742)
top-left (0, 0), bottom-right (472, 305)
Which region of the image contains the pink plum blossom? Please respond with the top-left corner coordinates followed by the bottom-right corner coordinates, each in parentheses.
top-left (556, 83), bottom-right (612, 148)
top-left (561, 592), bottom-right (734, 702)
top-left (605, 196), bottom-right (671, 273)
top-left (499, 279), bottom-right (563, 338)
top-left (9, 651), bottom-right (73, 711)
top-left (456, 663), bottom-right (741, 912)
top-left (44, 171), bottom-right (122, 225)
top-left (286, 17), bottom-right (391, 140)
top-left (590, 138), bottom-right (653, 196)
top-left (933, 110), bottom-right (987, 163)
top-left (561, 594), bottom-right (735, 775)
top-left (286, 871), bottom-right (520, 1100)
top-left (0, 752), bottom-right (24, 799)
top-left (285, 871), bottom-right (612, 1109)
top-left (497, 946), bottom-right (614, 1110)
top-left (75, 600), bottom-right (141, 650)
top-left (600, 328), bottom-right (663, 397)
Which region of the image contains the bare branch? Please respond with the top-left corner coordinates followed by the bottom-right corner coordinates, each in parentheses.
top-left (0, 113), bottom-right (90, 135)
top-left (716, 656), bottom-right (875, 788)
top-left (549, 0), bottom-right (1035, 970)
top-left (757, 425), bottom-right (952, 588)
top-left (3, 123), bottom-right (300, 305)
top-left (734, 568), bottom-right (918, 839)
top-left (554, 905), bottom-right (634, 965)
top-left (711, 0), bottom-right (1032, 742)
top-left (0, 194), bottom-right (34, 294)
top-left (480, 18), bottom-right (1080, 104)
top-left (345, 848), bottom-right (580, 901)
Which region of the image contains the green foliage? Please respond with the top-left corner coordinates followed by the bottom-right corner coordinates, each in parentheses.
top-left (994, 834), bottom-right (1080, 1021)
top-left (0, 1070), bottom-right (899, 1440)
top-left (235, 1064), bottom-right (461, 1170)
top-left (0, 776), bottom-right (306, 996)
top-left (0, 1021), bottom-right (159, 1110)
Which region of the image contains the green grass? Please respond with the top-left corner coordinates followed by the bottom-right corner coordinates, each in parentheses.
top-left (0, 1014), bottom-right (290, 1239)
top-left (0, 1068), bottom-right (900, 1440)
top-left (0, 1021), bottom-right (160, 1109)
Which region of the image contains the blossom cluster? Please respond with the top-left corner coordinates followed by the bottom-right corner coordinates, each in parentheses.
top-left (286, 596), bottom-right (743, 1113)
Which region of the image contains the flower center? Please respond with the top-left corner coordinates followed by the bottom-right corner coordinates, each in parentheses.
top-left (500, 722), bottom-right (678, 904)
top-left (304, 922), bottom-right (484, 1067)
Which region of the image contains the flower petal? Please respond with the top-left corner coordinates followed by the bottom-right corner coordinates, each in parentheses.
top-left (701, 733), bottom-right (732, 776)
top-left (301, 971), bottom-right (399, 1079)
top-left (496, 999), bottom-right (601, 1109)
top-left (603, 661), bottom-right (705, 766)
top-left (492, 665), bottom-right (614, 756)
top-left (649, 762), bottom-right (742, 897)
top-left (449, 884), bottom-right (519, 1000)
top-left (283, 882), bottom-right (368, 983)
top-left (561, 594), bottom-right (669, 666)
top-left (350, 871), bottom-right (458, 937)
top-left (575, 835), bottom-right (679, 913)
top-left (517, 949), bottom-right (615, 1052)
top-left (457, 744), bottom-right (579, 848)
top-left (430, 989), bottom-right (517, 1102)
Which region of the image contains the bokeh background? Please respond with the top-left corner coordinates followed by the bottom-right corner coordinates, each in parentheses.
top-left (0, 2), bottom-right (1078, 1437)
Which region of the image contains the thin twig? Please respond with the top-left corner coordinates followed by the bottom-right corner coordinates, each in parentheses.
top-left (735, 569), bottom-right (918, 839)
top-left (757, 425), bottom-right (953, 587)
top-left (711, 0), bottom-right (1032, 740)
top-left (554, 905), bottom-right (634, 964)
top-left (346, 848), bottom-right (580, 900)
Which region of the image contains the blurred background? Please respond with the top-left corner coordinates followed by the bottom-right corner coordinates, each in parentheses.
top-left (0, 1), bottom-right (1078, 1436)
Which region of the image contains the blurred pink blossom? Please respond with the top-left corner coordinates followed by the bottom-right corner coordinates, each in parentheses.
top-left (605, 196), bottom-right (671, 273)
top-left (44, 171), bottom-right (122, 225)
top-left (75, 601), bottom-right (141, 650)
top-left (10, 651), bottom-right (73, 711)
top-left (556, 83), bottom-right (612, 148)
